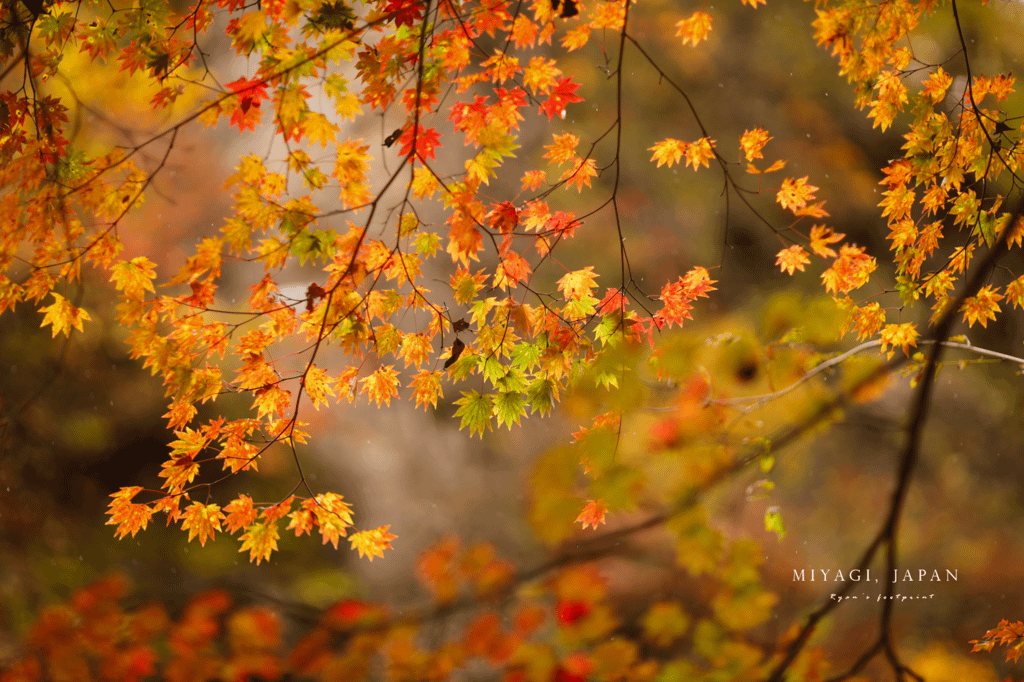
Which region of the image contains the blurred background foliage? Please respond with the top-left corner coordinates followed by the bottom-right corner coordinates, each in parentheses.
top-left (2, 0), bottom-right (1024, 678)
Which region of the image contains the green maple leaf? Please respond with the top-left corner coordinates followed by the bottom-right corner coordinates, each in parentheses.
top-left (453, 390), bottom-right (494, 437)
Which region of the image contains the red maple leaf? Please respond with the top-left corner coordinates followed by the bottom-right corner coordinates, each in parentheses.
top-left (226, 77), bottom-right (269, 132)
top-left (539, 77), bottom-right (584, 120)
top-left (384, 0), bottom-right (423, 27)
top-left (399, 124), bottom-right (442, 162)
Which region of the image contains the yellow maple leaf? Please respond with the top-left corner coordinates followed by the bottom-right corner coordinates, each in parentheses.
top-left (300, 492), bottom-right (354, 549)
top-left (350, 525), bottom-right (398, 561)
top-left (675, 11), bottom-right (712, 47)
top-left (850, 302), bottom-right (886, 340)
top-left (39, 292), bottom-right (91, 337)
top-left (110, 256), bottom-right (157, 299)
top-left (775, 245), bottom-right (811, 276)
top-left (558, 266), bottom-right (599, 300)
top-left (649, 138), bottom-right (687, 168)
top-left (360, 365), bottom-right (401, 407)
top-left (921, 67), bottom-right (952, 104)
top-left (239, 520), bottom-right (280, 565)
top-left (182, 502), bottom-right (225, 547)
top-left (879, 322), bottom-right (918, 359)
top-left (684, 137), bottom-right (715, 171)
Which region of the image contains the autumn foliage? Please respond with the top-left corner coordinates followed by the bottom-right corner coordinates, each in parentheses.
top-left (3, 0), bottom-right (1024, 674)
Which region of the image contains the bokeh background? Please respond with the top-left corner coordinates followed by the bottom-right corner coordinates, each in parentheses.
top-left (3, 0), bottom-right (1024, 678)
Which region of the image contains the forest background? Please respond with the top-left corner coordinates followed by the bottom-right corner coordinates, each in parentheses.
top-left (2, 0), bottom-right (1024, 678)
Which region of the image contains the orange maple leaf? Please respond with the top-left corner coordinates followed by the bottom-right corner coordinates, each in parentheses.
top-left (675, 11), bottom-right (712, 47)
top-left (360, 365), bottom-right (401, 406)
top-left (182, 502), bottom-right (225, 547)
top-left (561, 158), bottom-right (598, 191)
top-left (777, 176), bottom-right (819, 213)
top-left (576, 500), bottom-right (608, 530)
top-left (809, 224), bottom-right (845, 258)
top-left (739, 128), bottom-right (771, 162)
top-left (224, 494), bottom-right (257, 534)
top-left (106, 487), bottom-right (154, 539)
top-left (961, 285), bottom-right (1003, 328)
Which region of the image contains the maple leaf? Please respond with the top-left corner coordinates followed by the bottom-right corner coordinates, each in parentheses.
top-left (159, 454), bottom-right (200, 493)
top-left (879, 322), bottom-right (918, 359)
top-left (106, 487), bottom-right (154, 539)
top-left (239, 520), bottom-right (280, 564)
top-left (649, 138), bottom-right (686, 168)
top-left (684, 137), bottom-right (715, 170)
top-left (675, 11), bottom-right (712, 47)
top-left (511, 14), bottom-right (538, 47)
top-left (523, 57), bottom-right (561, 95)
top-left (350, 525), bottom-right (397, 561)
top-left (495, 252), bottom-right (533, 288)
top-left (558, 267), bottom-right (599, 300)
top-left (652, 268), bottom-right (717, 330)
top-left (561, 158), bottom-right (598, 191)
top-left (110, 256), bottom-right (157, 299)
top-left (739, 128), bottom-right (771, 162)
top-left (360, 365), bottom-right (401, 406)
top-left (561, 24), bottom-right (591, 51)
top-left (182, 502), bottom-right (225, 547)
top-left (309, 492), bottom-right (354, 549)
top-left (302, 364), bottom-right (336, 409)
top-left (809, 225), bottom-right (845, 258)
top-left (39, 292), bottom-right (91, 337)
top-left (575, 499), bottom-right (607, 530)
top-left (539, 77), bottom-right (584, 120)
top-left (821, 244), bottom-right (876, 294)
top-left (849, 302), bottom-right (886, 340)
top-left (921, 67), bottom-right (952, 104)
top-left (454, 391), bottom-right (494, 437)
top-left (775, 245), bottom-right (811, 276)
top-left (1005, 276), bottom-right (1024, 310)
top-left (544, 132), bottom-right (580, 164)
top-left (226, 77), bottom-right (270, 132)
top-left (384, 0), bottom-right (422, 26)
top-left (398, 125), bottom-right (442, 162)
top-left (411, 370), bottom-right (444, 410)
top-left (777, 177), bottom-right (819, 213)
top-left (224, 495), bottom-right (258, 534)
top-left (521, 169), bottom-right (547, 190)
top-left (961, 285), bottom-right (1003, 328)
